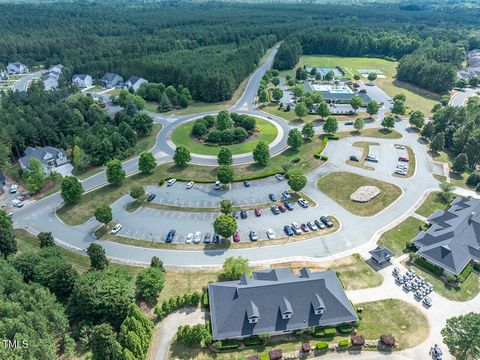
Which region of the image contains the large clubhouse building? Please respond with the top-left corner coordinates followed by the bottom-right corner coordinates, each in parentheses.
top-left (208, 268), bottom-right (358, 341)
top-left (413, 196), bottom-right (480, 276)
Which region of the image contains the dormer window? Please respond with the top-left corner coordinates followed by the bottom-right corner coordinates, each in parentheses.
top-left (314, 307), bottom-right (325, 315)
top-left (249, 316), bottom-right (258, 324)
top-left (280, 297), bottom-right (293, 320)
top-left (247, 300), bottom-right (259, 324)
top-left (282, 312), bottom-right (292, 320)
top-left (312, 293), bottom-right (326, 315)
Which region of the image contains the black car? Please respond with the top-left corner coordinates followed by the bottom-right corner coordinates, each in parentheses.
top-left (212, 233), bottom-right (220, 244)
top-left (240, 210), bottom-right (248, 219)
top-left (268, 193), bottom-right (277, 201)
top-left (243, 181), bottom-right (250, 187)
top-left (271, 205), bottom-right (280, 215)
top-left (166, 229), bottom-right (176, 243)
top-left (232, 211), bottom-right (239, 219)
top-left (320, 216), bottom-right (333, 228)
top-left (284, 201), bottom-right (294, 211)
top-left (146, 193), bottom-right (156, 202)
top-left (349, 155), bottom-right (359, 162)
top-left (283, 225), bottom-right (294, 236)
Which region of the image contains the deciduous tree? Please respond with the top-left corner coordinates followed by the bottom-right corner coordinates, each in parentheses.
top-left (287, 128), bottom-right (303, 149)
top-left (217, 147), bottom-right (232, 166)
top-left (138, 151), bottom-right (156, 174)
top-left (217, 165), bottom-right (234, 184)
top-left (38, 232), bottom-right (55, 248)
top-left (253, 141), bottom-right (270, 166)
top-left (173, 146), bottom-right (191, 167)
top-left (61, 176), bottom-right (84, 204)
top-left (442, 312), bottom-right (480, 360)
top-left (87, 243), bottom-right (109, 270)
top-left (302, 122), bottom-right (315, 140)
top-left (106, 159), bottom-right (126, 185)
top-left (213, 215), bottom-right (237, 238)
top-left (323, 116), bottom-right (338, 134)
top-left (221, 256), bottom-right (250, 280)
top-left (94, 204), bottom-right (113, 225)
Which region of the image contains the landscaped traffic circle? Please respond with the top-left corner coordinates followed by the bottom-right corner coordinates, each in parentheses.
top-left (171, 114), bottom-right (278, 156)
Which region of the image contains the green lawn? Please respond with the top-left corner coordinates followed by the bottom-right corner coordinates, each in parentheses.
top-left (377, 217), bottom-right (425, 255)
top-left (407, 260), bottom-right (480, 302)
top-left (171, 117), bottom-right (278, 156)
top-left (429, 149), bottom-right (475, 190)
top-left (14, 229), bottom-right (142, 276)
top-left (415, 191), bottom-right (449, 218)
top-left (281, 55), bottom-right (439, 115)
top-left (337, 127), bottom-right (402, 139)
top-left (355, 299), bottom-right (429, 350)
top-left (58, 136), bottom-right (328, 226)
top-left (317, 172), bottom-right (402, 216)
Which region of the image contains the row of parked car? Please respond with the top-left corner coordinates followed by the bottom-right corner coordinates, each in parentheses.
top-left (393, 267), bottom-right (433, 306)
top-left (283, 216), bottom-right (333, 236)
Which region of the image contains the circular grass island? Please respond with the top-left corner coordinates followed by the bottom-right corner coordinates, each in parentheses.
top-left (171, 116), bottom-right (278, 156)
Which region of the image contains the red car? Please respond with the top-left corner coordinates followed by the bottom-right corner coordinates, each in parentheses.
top-left (398, 156), bottom-right (409, 162)
top-left (233, 230), bottom-right (240, 242)
top-left (300, 223), bottom-right (310, 232)
top-left (254, 208), bottom-right (262, 217)
top-left (278, 204), bottom-right (286, 213)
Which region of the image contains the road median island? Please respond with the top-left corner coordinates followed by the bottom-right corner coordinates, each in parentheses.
top-left (345, 141), bottom-right (379, 171)
top-left (338, 127), bottom-right (402, 140)
top-left (100, 217), bottom-right (339, 251)
top-left (392, 144), bottom-right (416, 178)
top-left (317, 172), bottom-right (402, 216)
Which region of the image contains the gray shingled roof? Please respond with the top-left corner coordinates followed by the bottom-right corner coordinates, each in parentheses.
top-left (19, 146), bottom-right (66, 169)
top-left (208, 268), bottom-right (358, 340)
top-left (369, 246), bottom-right (395, 264)
top-left (413, 196), bottom-right (480, 275)
top-left (127, 76), bottom-right (145, 86)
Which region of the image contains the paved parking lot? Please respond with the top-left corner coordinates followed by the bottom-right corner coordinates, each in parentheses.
top-left (145, 177), bottom-right (290, 208)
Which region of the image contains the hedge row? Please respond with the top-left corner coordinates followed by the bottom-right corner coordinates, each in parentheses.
top-left (316, 341), bottom-right (329, 350)
top-left (244, 336), bottom-right (264, 346)
top-left (314, 137), bottom-right (329, 159)
top-left (415, 257), bottom-right (444, 277)
top-left (338, 339), bottom-right (349, 347)
top-left (154, 292), bottom-right (201, 320)
top-left (337, 324), bottom-right (354, 334)
top-left (214, 339), bottom-right (241, 350)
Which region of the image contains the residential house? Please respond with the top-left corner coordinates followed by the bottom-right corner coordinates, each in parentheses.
top-left (19, 146), bottom-right (68, 175)
top-left (7, 62), bottom-right (28, 75)
top-left (72, 74), bottom-right (93, 89)
top-left (101, 73), bottom-right (124, 88)
top-left (208, 268), bottom-right (358, 341)
top-left (413, 196), bottom-right (480, 276)
top-left (125, 76), bottom-right (148, 92)
top-left (42, 64), bottom-right (64, 91)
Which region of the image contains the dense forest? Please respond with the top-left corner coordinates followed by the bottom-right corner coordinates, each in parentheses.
top-left (1, 2), bottom-right (480, 101)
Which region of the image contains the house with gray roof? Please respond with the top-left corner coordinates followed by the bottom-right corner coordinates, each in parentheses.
top-left (413, 196), bottom-right (480, 276)
top-left (19, 146), bottom-right (68, 175)
top-left (42, 64), bottom-right (63, 91)
top-left (7, 61), bottom-right (28, 75)
top-left (72, 74), bottom-right (93, 89)
top-left (125, 76), bottom-right (148, 92)
top-left (208, 268), bottom-right (357, 340)
top-left (101, 73), bottom-right (124, 88)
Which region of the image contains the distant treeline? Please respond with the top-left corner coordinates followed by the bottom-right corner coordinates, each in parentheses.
top-left (1, 2), bottom-right (480, 100)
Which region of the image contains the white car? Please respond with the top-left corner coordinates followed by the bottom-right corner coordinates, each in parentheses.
top-left (186, 181), bottom-right (195, 189)
top-left (166, 178), bottom-right (177, 186)
top-left (275, 174), bottom-right (284, 181)
top-left (185, 233), bottom-right (193, 244)
top-left (291, 222), bottom-right (302, 235)
top-left (11, 199), bottom-right (23, 208)
top-left (395, 169), bottom-right (407, 176)
top-left (111, 223), bottom-right (122, 234)
top-left (395, 145), bottom-right (405, 150)
top-left (193, 231), bottom-right (201, 244)
top-left (10, 184), bottom-right (18, 193)
top-left (266, 228), bottom-right (276, 239)
top-left (214, 181), bottom-right (221, 190)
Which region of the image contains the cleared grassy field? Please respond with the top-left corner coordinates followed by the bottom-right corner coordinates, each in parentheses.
top-left (377, 216), bottom-right (425, 255)
top-left (281, 55), bottom-right (439, 115)
top-left (317, 172), bottom-right (402, 216)
top-left (58, 135), bottom-right (328, 225)
top-left (171, 117), bottom-right (278, 156)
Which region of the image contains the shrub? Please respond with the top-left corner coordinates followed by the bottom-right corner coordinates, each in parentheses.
top-left (244, 336), bottom-right (263, 347)
top-left (259, 354), bottom-right (269, 360)
top-left (474, 263), bottom-right (480, 272)
top-left (216, 339), bottom-right (240, 350)
top-left (380, 334), bottom-right (395, 347)
top-left (415, 257), bottom-right (444, 276)
top-left (292, 156), bottom-right (301, 163)
top-left (316, 341), bottom-right (329, 350)
top-left (327, 135), bottom-right (339, 140)
top-left (321, 155), bottom-right (328, 160)
top-left (338, 339), bottom-right (349, 347)
top-left (466, 171), bottom-right (480, 187)
top-left (158, 179), bottom-right (165, 186)
top-left (322, 327), bottom-right (337, 337)
top-left (351, 335), bottom-right (365, 346)
top-left (314, 153), bottom-right (322, 159)
top-left (268, 348), bottom-right (282, 360)
top-left (458, 264), bottom-right (473, 283)
top-left (337, 324), bottom-right (353, 334)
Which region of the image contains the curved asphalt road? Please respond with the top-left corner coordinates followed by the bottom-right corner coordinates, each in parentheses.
top-left (13, 45), bottom-right (442, 268)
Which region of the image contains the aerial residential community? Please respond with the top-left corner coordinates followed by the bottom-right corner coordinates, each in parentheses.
top-left (0, 1), bottom-right (480, 360)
